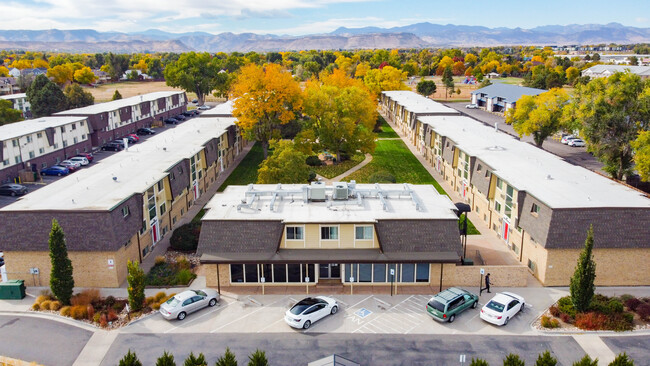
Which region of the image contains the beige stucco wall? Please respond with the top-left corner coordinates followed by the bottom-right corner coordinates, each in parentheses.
top-left (281, 224), bottom-right (379, 249)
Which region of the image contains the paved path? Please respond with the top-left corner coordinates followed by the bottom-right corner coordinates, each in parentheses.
top-left (316, 153), bottom-right (373, 183)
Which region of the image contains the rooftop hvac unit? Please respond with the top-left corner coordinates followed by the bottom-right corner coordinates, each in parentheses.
top-left (309, 181), bottom-right (326, 201)
top-left (333, 182), bottom-right (349, 200)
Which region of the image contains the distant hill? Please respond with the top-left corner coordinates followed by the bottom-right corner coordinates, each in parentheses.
top-left (0, 22), bottom-right (648, 52)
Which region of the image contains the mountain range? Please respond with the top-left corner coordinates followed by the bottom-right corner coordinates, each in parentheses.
top-left (0, 22), bottom-right (648, 53)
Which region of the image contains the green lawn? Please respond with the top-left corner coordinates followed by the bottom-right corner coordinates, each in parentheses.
top-left (343, 139), bottom-right (480, 234)
top-left (314, 153), bottom-right (365, 179)
top-left (217, 142), bottom-right (265, 192)
top-left (492, 77), bottom-right (524, 85)
top-left (376, 115), bottom-right (399, 138)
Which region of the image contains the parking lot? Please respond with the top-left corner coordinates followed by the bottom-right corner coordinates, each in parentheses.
top-left (124, 286), bottom-right (567, 336)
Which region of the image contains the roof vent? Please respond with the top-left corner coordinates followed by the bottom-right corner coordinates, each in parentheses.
top-left (546, 174), bottom-right (553, 180)
top-left (486, 145), bottom-right (506, 151)
top-left (112, 176), bottom-right (118, 182)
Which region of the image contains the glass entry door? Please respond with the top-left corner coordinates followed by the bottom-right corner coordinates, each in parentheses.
top-left (319, 263), bottom-right (341, 279)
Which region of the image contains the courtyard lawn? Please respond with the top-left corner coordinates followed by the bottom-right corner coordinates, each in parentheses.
top-left (217, 142), bottom-right (264, 192)
top-left (343, 139), bottom-right (480, 234)
top-left (376, 115), bottom-right (399, 138)
top-left (491, 77), bottom-right (524, 85)
top-left (314, 153), bottom-right (365, 179)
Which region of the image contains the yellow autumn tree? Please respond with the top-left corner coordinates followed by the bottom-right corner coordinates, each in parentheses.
top-left (47, 64), bottom-right (74, 86)
top-left (32, 59), bottom-right (49, 69)
top-left (231, 63), bottom-right (303, 158)
top-left (0, 66), bottom-right (8, 77)
top-left (354, 62), bottom-right (371, 79)
top-left (10, 59), bottom-right (32, 69)
top-left (363, 65), bottom-right (408, 95)
top-left (505, 88), bottom-right (569, 148)
top-left (133, 59), bottom-right (148, 72)
top-left (73, 67), bottom-right (97, 84)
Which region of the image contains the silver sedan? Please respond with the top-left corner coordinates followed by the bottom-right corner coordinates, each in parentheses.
top-left (159, 289), bottom-right (220, 320)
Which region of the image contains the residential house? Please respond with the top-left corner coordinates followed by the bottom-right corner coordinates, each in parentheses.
top-left (470, 84), bottom-right (547, 113)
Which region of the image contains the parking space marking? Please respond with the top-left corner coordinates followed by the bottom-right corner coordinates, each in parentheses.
top-left (209, 296), bottom-right (288, 333)
top-left (349, 295), bottom-right (374, 309)
top-left (256, 317), bottom-right (286, 333)
top-left (163, 302), bottom-right (231, 334)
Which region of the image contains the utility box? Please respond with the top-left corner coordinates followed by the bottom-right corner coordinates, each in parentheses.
top-left (0, 280), bottom-right (26, 300)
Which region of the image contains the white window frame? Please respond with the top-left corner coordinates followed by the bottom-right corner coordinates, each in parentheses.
top-left (285, 225), bottom-right (305, 245)
top-left (354, 224), bottom-right (374, 246)
top-left (319, 224), bottom-right (340, 247)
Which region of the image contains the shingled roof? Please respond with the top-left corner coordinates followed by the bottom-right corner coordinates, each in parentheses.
top-left (376, 219), bottom-right (461, 255)
top-left (197, 220), bottom-right (284, 255)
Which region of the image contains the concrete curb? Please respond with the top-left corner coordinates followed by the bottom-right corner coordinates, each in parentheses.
top-left (0, 310), bottom-right (99, 332)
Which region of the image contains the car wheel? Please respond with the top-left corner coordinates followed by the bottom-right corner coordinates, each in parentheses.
top-left (520, 303), bottom-right (525, 313)
top-left (10, 192), bottom-right (16, 197)
top-left (303, 320), bottom-right (311, 329)
top-left (472, 300), bottom-right (478, 309)
top-left (504, 317), bottom-right (509, 325)
top-left (41, 172), bottom-right (45, 176)
top-left (331, 306), bottom-right (338, 315)
top-left (448, 314), bottom-right (456, 323)
top-left (57, 173), bottom-right (62, 176)
top-left (209, 298), bottom-right (217, 307)
top-left (177, 312), bottom-right (186, 320)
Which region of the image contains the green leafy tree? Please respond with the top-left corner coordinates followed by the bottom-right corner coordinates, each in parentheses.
top-left (212, 71), bottom-right (235, 100)
top-left (146, 58), bottom-right (164, 79)
top-left (442, 65), bottom-right (454, 99)
top-left (183, 352), bottom-right (207, 366)
top-left (119, 350), bottom-right (142, 366)
top-left (573, 355), bottom-right (598, 366)
top-left (127, 260), bottom-right (146, 312)
top-left (164, 52), bottom-right (221, 105)
top-left (503, 354), bottom-right (525, 366)
top-left (26, 74), bottom-right (68, 117)
top-left (156, 351), bottom-right (176, 366)
top-left (632, 130), bottom-right (650, 182)
top-left (628, 56), bottom-right (639, 66)
top-left (416, 80), bottom-right (437, 96)
top-left (570, 225), bottom-right (597, 313)
top-left (470, 358), bottom-right (490, 366)
top-left (608, 353), bottom-right (634, 366)
top-left (535, 351), bottom-right (557, 366)
top-left (64, 84), bottom-right (94, 109)
top-left (215, 348), bottom-right (238, 366)
top-left (0, 99), bottom-right (23, 125)
top-left (247, 350), bottom-right (268, 366)
top-left (105, 53), bottom-right (130, 81)
top-left (257, 140), bottom-right (310, 184)
top-left (505, 88), bottom-right (569, 148)
top-left (564, 72), bottom-right (650, 179)
top-left (112, 90), bottom-right (123, 100)
top-left (48, 219), bottom-right (74, 305)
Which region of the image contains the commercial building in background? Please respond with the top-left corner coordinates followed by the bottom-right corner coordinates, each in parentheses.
top-left (0, 93), bottom-right (31, 118)
top-left (0, 115), bottom-right (245, 287)
top-left (55, 91), bottom-right (186, 147)
top-left (381, 91), bottom-right (650, 286)
top-left (469, 83), bottom-right (547, 113)
top-left (197, 183), bottom-right (465, 292)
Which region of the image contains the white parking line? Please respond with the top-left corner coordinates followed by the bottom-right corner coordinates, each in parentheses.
top-left (209, 297), bottom-right (288, 333)
top-left (256, 317), bottom-right (286, 333)
top-left (163, 302), bottom-right (231, 334)
top-left (349, 295), bottom-right (374, 309)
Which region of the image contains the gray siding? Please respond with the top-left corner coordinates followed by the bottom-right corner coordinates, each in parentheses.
top-left (167, 160), bottom-right (190, 199)
top-left (442, 137), bottom-right (455, 164)
top-left (470, 158), bottom-right (491, 196)
top-left (517, 194), bottom-right (553, 245)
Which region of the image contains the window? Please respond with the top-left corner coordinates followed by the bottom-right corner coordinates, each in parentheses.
top-left (494, 201), bottom-right (501, 212)
top-left (355, 226), bottom-right (373, 240)
top-left (230, 264), bottom-right (244, 283)
top-left (477, 164), bottom-right (482, 172)
top-left (172, 216), bottom-right (177, 225)
top-left (39, 148), bottom-right (44, 154)
top-left (416, 264), bottom-right (430, 282)
top-left (320, 226), bottom-right (338, 240)
top-left (504, 185), bottom-right (514, 218)
top-left (531, 203), bottom-right (540, 215)
top-left (287, 264), bottom-right (301, 282)
top-left (26, 136), bottom-right (32, 143)
top-left (81, 121), bottom-right (85, 126)
top-left (273, 264), bottom-right (287, 282)
top-left (63, 141), bottom-right (67, 147)
top-left (37, 132), bottom-right (42, 138)
top-left (359, 263), bottom-right (372, 282)
top-left (401, 263), bottom-right (415, 282)
top-left (159, 203), bottom-right (166, 215)
top-left (496, 177), bottom-right (503, 190)
top-left (121, 206), bottom-right (130, 218)
top-left (286, 226), bottom-right (304, 240)
top-left (15, 156), bottom-right (21, 164)
top-left (373, 264), bottom-right (387, 282)
top-left (28, 151), bottom-right (35, 159)
top-left (71, 123), bottom-right (76, 130)
top-left (12, 139), bottom-right (18, 147)
top-left (2, 159), bottom-right (9, 166)
top-left (60, 126), bottom-right (65, 133)
top-left (53, 143), bottom-right (58, 149)
top-left (157, 180), bottom-right (164, 191)
top-left (527, 259), bottom-right (536, 272)
top-left (73, 137), bottom-right (78, 144)
top-left (140, 220), bottom-right (146, 235)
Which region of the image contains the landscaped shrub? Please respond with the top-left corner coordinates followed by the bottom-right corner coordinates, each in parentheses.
top-left (305, 155), bottom-right (323, 166)
top-left (60, 306), bottom-right (71, 317)
top-left (70, 305), bottom-right (88, 320)
top-left (107, 309), bottom-right (119, 322)
top-left (175, 269), bottom-right (196, 285)
top-left (572, 355), bottom-right (598, 366)
top-left (625, 297), bottom-right (642, 311)
top-left (31, 303), bottom-right (41, 311)
top-left (40, 300), bottom-right (52, 310)
top-left (87, 305), bottom-right (95, 320)
top-left (469, 359), bottom-right (489, 366)
top-left (560, 312), bottom-right (574, 324)
top-left (619, 294), bottom-right (634, 302)
top-left (549, 306), bottom-right (560, 317)
top-left (93, 313), bottom-right (101, 323)
top-left (170, 223), bottom-right (201, 251)
top-left (154, 292), bottom-right (168, 303)
top-left (156, 351), bottom-right (176, 366)
top-left (175, 256), bottom-right (191, 270)
top-left (368, 170), bottom-right (396, 183)
top-left (607, 299), bottom-right (624, 314)
top-left (184, 352), bottom-right (207, 366)
top-left (35, 295), bottom-right (51, 305)
top-left (608, 353), bottom-right (635, 366)
top-left (49, 301), bottom-right (62, 311)
top-left (105, 295), bottom-right (116, 308)
top-left (154, 256), bottom-right (166, 266)
top-left (605, 313), bottom-right (634, 332)
top-left (575, 312), bottom-right (608, 330)
top-left (636, 303), bottom-right (650, 320)
top-left (118, 350), bottom-right (142, 366)
top-left (503, 353), bottom-right (525, 366)
top-left (99, 313), bottom-right (108, 328)
top-left (557, 296), bottom-right (576, 318)
top-left (541, 315), bottom-right (560, 328)
top-left (536, 351), bottom-right (558, 366)
top-left (71, 289), bottom-right (100, 306)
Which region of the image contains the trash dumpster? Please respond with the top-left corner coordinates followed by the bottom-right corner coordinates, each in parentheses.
top-left (0, 280), bottom-right (26, 300)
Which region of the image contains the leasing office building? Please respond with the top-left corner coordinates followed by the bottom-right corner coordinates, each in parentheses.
top-left (381, 91), bottom-right (650, 286)
top-left (0, 115), bottom-right (244, 287)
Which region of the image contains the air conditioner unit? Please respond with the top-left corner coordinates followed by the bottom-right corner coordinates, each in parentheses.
top-left (333, 182), bottom-right (349, 200)
top-left (309, 181), bottom-right (326, 201)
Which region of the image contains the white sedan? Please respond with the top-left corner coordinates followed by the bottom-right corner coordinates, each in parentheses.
top-left (68, 156), bottom-right (89, 166)
top-left (561, 135), bottom-right (577, 144)
top-left (285, 296), bottom-right (338, 329)
top-left (159, 289), bottom-right (220, 320)
top-left (480, 292), bottom-right (525, 326)
top-left (59, 160), bottom-right (82, 169)
top-left (568, 139), bottom-right (586, 147)
top-left (465, 104), bottom-right (479, 109)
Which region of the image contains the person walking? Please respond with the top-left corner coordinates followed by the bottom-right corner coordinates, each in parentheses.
top-left (485, 273), bottom-right (491, 293)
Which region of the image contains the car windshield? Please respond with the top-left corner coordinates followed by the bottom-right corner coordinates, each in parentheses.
top-left (486, 300), bottom-right (505, 312)
top-left (290, 298), bottom-right (319, 315)
top-left (427, 299), bottom-right (446, 312)
top-left (192, 290), bottom-right (206, 297)
top-left (165, 297), bottom-right (180, 307)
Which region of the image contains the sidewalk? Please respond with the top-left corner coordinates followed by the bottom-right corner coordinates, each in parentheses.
top-left (317, 153), bottom-right (373, 183)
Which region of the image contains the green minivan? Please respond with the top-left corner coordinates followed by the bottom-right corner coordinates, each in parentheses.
top-left (426, 287), bottom-right (479, 323)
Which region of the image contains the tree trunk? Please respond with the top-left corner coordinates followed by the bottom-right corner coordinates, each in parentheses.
top-left (262, 140), bottom-right (269, 159)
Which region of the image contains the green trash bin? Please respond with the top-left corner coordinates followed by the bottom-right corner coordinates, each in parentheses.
top-left (0, 280), bottom-right (26, 300)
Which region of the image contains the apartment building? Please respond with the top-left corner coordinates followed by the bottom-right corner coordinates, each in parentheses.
top-left (469, 84), bottom-right (547, 113)
top-left (1, 116), bottom-right (92, 183)
top-left (55, 91), bottom-right (187, 147)
top-left (0, 115), bottom-right (244, 287)
top-left (381, 91), bottom-right (650, 286)
top-left (0, 93), bottom-right (31, 117)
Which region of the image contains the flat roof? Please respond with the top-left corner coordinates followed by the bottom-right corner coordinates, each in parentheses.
top-left (584, 65), bottom-right (650, 76)
top-left (470, 83), bottom-right (547, 102)
top-left (0, 116), bottom-right (88, 141)
top-left (382, 91), bottom-right (459, 115)
top-left (202, 184), bottom-right (460, 222)
top-left (0, 93), bottom-right (26, 100)
top-left (200, 101), bottom-right (233, 117)
top-left (54, 91), bottom-right (184, 116)
top-left (2, 117), bottom-right (235, 211)
top-left (418, 115), bottom-right (650, 209)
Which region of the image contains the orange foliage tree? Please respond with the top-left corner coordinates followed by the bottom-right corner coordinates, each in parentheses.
top-left (231, 63), bottom-right (303, 158)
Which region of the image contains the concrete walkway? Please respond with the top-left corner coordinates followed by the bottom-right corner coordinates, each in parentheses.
top-left (317, 153), bottom-right (373, 183)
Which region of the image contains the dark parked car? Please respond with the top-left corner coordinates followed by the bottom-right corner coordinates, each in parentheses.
top-left (175, 114), bottom-right (186, 121)
top-left (137, 128), bottom-right (156, 136)
top-left (182, 111), bottom-right (195, 117)
top-left (164, 118), bottom-right (179, 125)
top-left (101, 142), bottom-right (123, 151)
top-left (75, 152), bottom-right (94, 163)
top-left (191, 99), bottom-right (198, 103)
top-left (0, 184), bottom-right (28, 196)
top-left (41, 166), bottom-right (70, 176)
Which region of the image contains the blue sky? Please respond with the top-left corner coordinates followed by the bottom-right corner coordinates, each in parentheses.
top-left (1, 0), bottom-right (648, 35)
